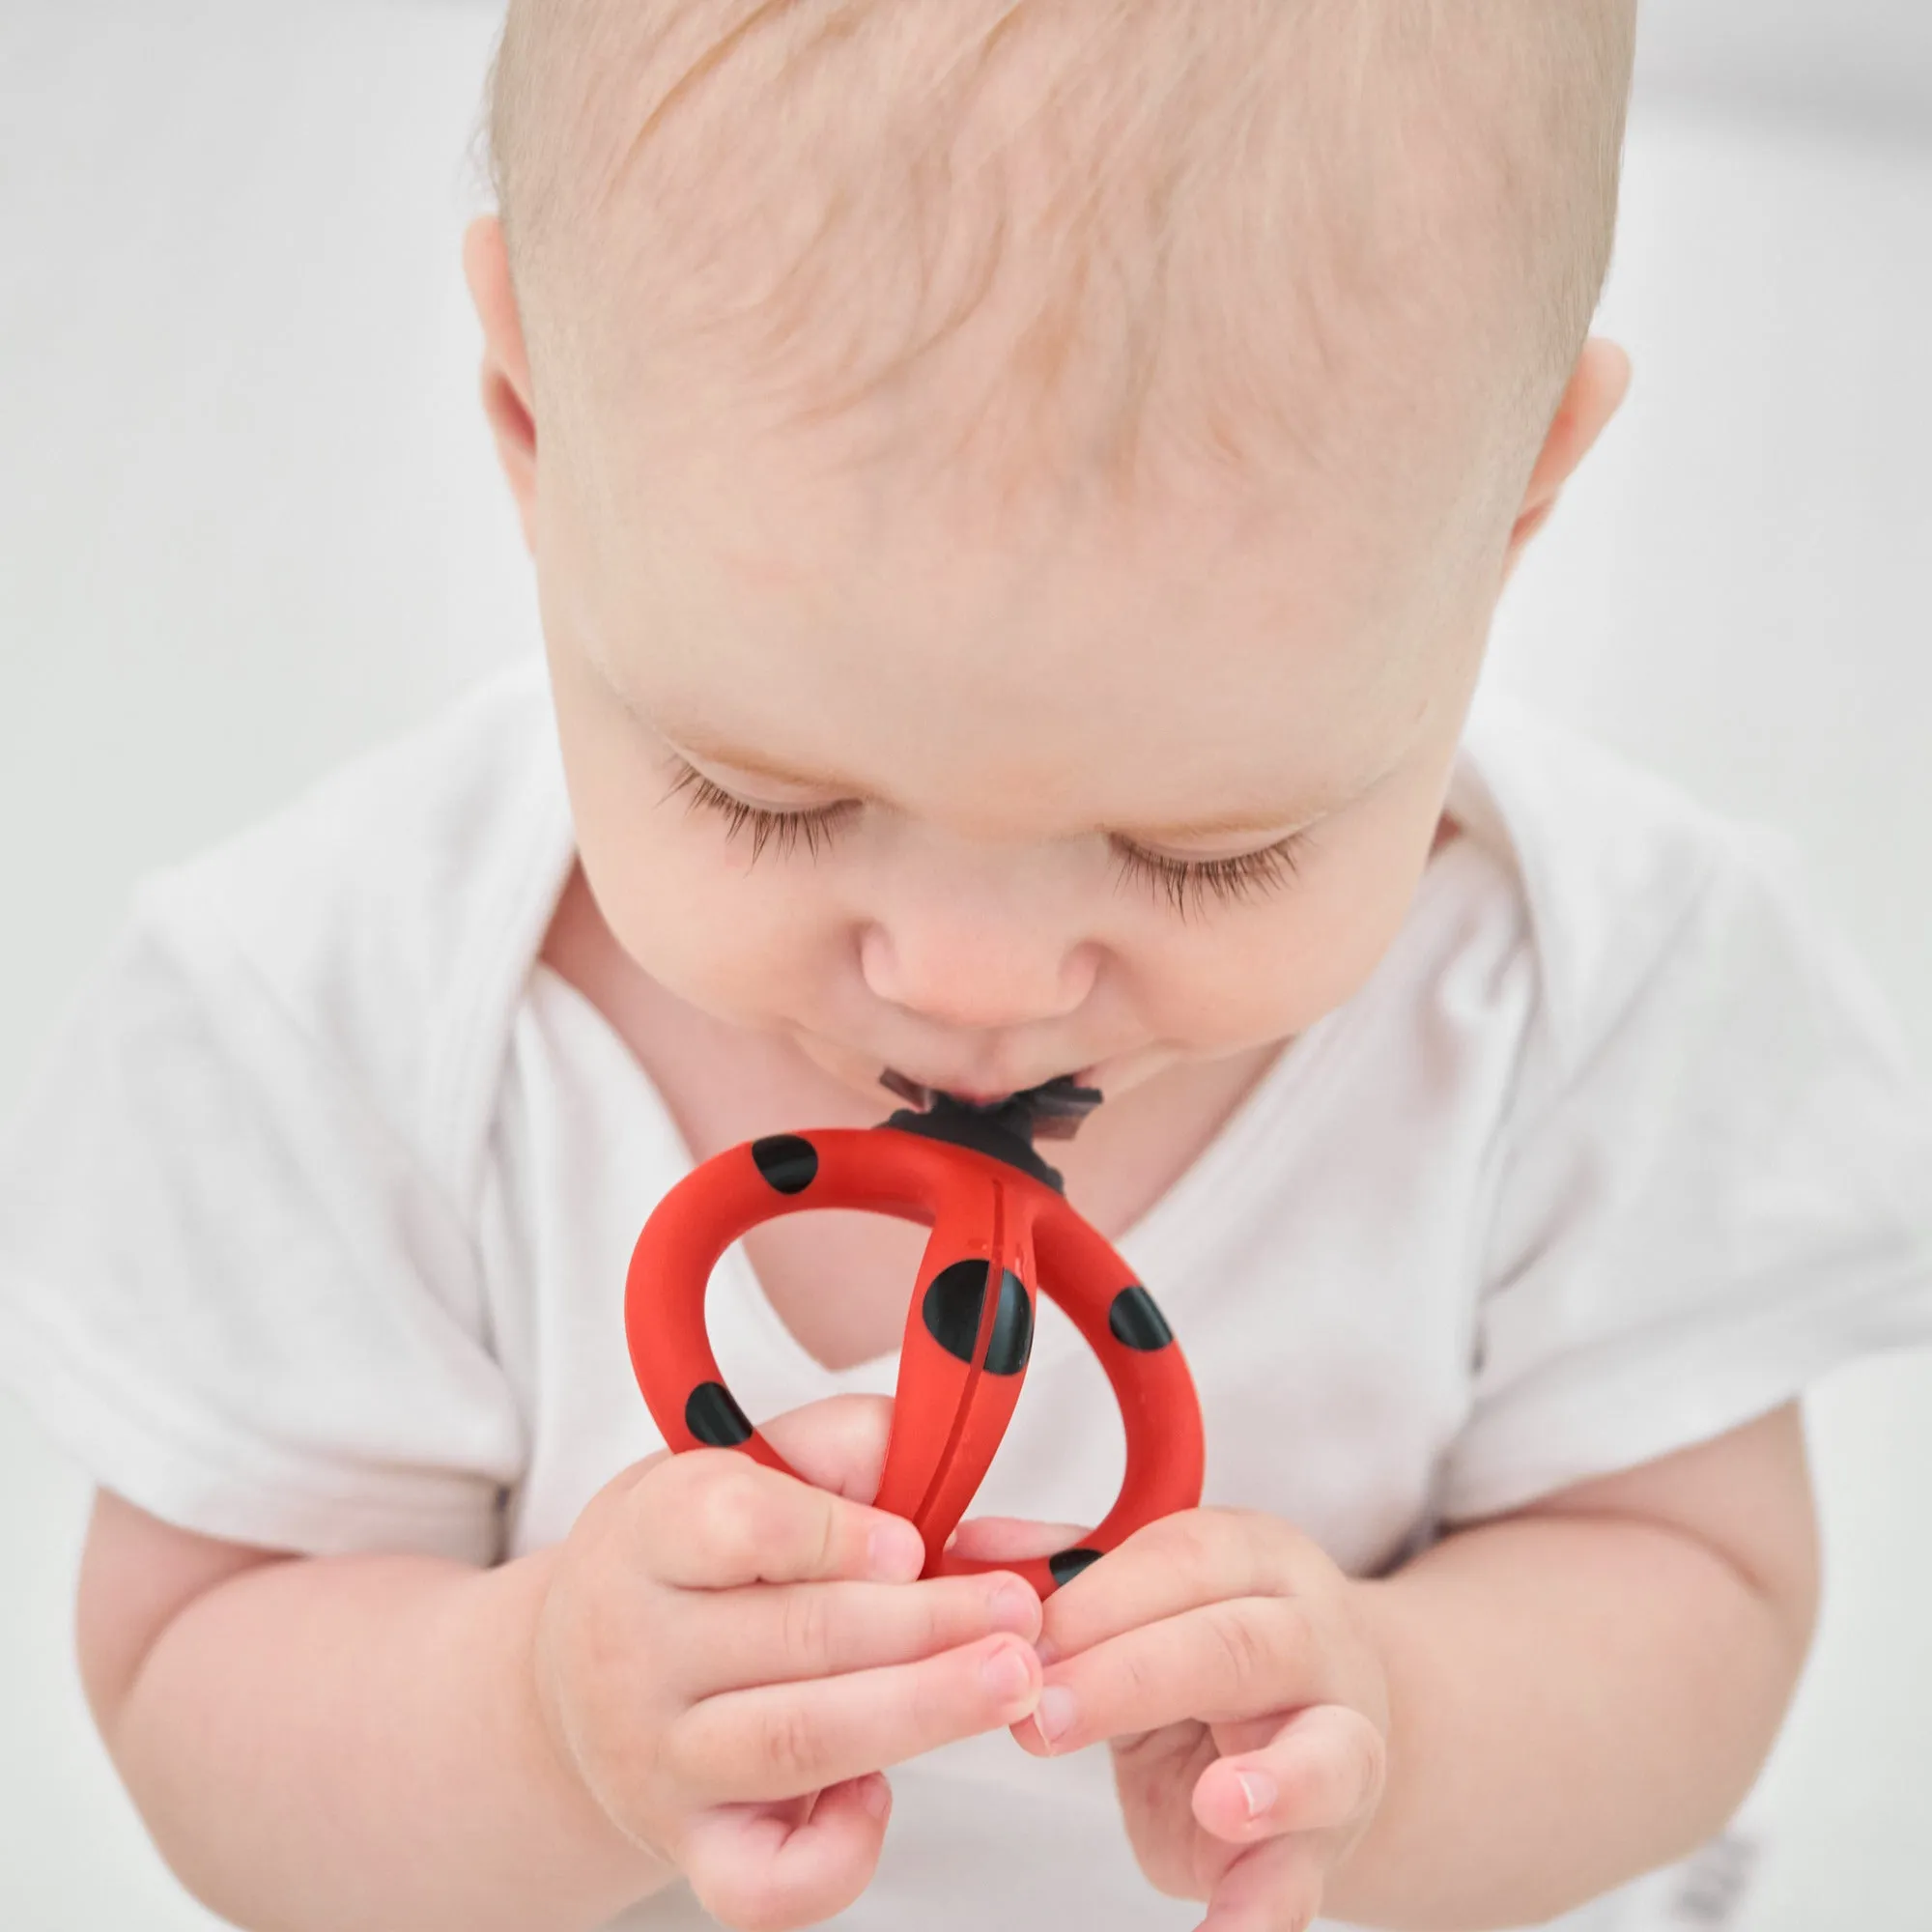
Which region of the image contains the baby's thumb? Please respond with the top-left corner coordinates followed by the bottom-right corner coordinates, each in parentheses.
top-left (758, 1394), bottom-right (897, 1506)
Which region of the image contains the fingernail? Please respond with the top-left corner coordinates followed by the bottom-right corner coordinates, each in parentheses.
top-left (1033, 1633), bottom-right (1060, 1666)
top-left (859, 1776), bottom-right (892, 1822)
top-left (980, 1641), bottom-right (1034, 1704)
top-left (1033, 1683), bottom-right (1077, 1747)
top-left (1237, 1770), bottom-right (1277, 1819)
top-left (867, 1520), bottom-right (925, 1581)
top-left (987, 1580), bottom-right (1037, 1634)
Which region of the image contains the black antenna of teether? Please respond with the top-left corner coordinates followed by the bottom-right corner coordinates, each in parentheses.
top-left (878, 1067), bottom-right (936, 1111)
top-left (1021, 1074), bottom-right (1106, 1141)
top-left (876, 1071), bottom-right (1103, 1193)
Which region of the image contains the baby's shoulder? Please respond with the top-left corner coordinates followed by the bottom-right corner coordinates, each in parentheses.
top-left (126, 660), bottom-right (573, 1182)
top-left (1450, 694), bottom-right (1841, 1094)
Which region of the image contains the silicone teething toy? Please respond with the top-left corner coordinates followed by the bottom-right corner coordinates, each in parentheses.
top-left (625, 1074), bottom-right (1206, 1597)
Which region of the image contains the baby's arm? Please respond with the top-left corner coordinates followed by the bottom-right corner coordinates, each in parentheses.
top-left (996, 1403), bottom-right (1816, 1928)
top-left (1338, 1401), bottom-right (1819, 1927)
top-left (75, 1397), bottom-right (1047, 1932)
top-left (78, 1496), bottom-right (667, 1932)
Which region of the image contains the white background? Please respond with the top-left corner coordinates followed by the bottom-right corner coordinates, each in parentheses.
top-left (1637, 0), bottom-right (1932, 127)
top-left (2, 3), bottom-right (1928, 1925)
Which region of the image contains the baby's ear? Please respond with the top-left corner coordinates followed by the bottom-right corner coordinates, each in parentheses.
top-left (462, 214), bottom-right (540, 554)
top-left (1503, 337), bottom-right (1632, 568)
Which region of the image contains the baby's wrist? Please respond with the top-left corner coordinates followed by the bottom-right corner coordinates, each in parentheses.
top-left (503, 1548), bottom-right (681, 1901)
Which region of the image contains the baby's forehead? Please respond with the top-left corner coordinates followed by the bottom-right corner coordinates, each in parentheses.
top-left (493, 1), bottom-right (1629, 512)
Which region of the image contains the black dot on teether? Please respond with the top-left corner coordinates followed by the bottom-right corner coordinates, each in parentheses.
top-left (1107, 1285), bottom-right (1174, 1352)
top-left (983, 1269), bottom-right (1033, 1377)
top-left (1049, 1548), bottom-right (1102, 1587)
top-left (685, 1380), bottom-right (753, 1447)
top-left (751, 1134), bottom-right (818, 1195)
top-left (922, 1259), bottom-right (991, 1364)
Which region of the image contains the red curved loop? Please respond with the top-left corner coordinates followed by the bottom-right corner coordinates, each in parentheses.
top-left (626, 1125), bottom-right (1205, 1595)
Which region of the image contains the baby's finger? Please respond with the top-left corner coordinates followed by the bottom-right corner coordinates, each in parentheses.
top-left (1018, 1599), bottom-right (1342, 1757)
top-left (638, 1451), bottom-right (925, 1590)
top-left (679, 1775), bottom-right (893, 1931)
top-left (1198, 1831), bottom-right (1327, 1932)
top-left (1035, 1509), bottom-right (1305, 1662)
top-left (1192, 1703), bottom-right (1386, 1846)
top-left (671, 1570), bottom-right (1041, 1694)
top-left (946, 1516), bottom-right (1090, 1563)
top-left (670, 1634), bottom-right (1042, 1804)
top-left (758, 1394), bottom-right (897, 1504)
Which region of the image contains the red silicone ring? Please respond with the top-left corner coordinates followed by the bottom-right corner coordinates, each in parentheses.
top-left (626, 1124), bottom-right (1205, 1597)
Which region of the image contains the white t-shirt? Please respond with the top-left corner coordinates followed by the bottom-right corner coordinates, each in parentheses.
top-left (4, 659), bottom-right (1929, 1932)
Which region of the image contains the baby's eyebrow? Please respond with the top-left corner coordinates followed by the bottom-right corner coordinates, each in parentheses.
top-left (666, 727), bottom-right (857, 795)
top-left (1122, 804), bottom-right (1328, 844)
top-left (1122, 762), bottom-right (1399, 844)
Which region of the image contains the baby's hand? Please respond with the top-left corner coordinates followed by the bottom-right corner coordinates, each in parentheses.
top-left (536, 1396), bottom-right (1045, 1930)
top-left (957, 1508), bottom-right (1389, 1932)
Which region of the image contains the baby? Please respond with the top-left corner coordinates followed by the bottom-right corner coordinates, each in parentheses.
top-left (5, 3), bottom-right (1930, 1930)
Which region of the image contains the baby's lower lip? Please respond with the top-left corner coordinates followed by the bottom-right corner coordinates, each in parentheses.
top-left (882, 1065), bottom-right (1103, 1108)
top-left (888, 1073), bottom-right (1016, 1106)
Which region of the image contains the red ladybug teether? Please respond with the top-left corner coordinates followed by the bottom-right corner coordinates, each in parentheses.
top-left (625, 1076), bottom-right (1206, 1598)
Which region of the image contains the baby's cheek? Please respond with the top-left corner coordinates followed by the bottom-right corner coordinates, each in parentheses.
top-left (1146, 849), bottom-right (1416, 1049)
top-left (1282, 778), bottom-right (1460, 1009)
top-left (1166, 917), bottom-right (1341, 1048)
top-left (625, 856), bottom-right (853, 1024)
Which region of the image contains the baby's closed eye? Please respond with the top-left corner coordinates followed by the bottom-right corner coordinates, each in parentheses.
top-left (667, 755), bottom-right (1309, 916)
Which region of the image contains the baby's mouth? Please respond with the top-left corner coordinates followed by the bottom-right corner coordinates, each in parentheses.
top-left (879, 1067), bottom-right (993, 1110)
top-left (878, 1067), bottom-right (1104, 1140)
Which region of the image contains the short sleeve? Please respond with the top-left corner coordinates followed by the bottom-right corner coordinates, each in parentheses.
top-left (1440, 828), bottom-right (1932, 1523)
top-left (0, 889), bottom-right (526, 1563)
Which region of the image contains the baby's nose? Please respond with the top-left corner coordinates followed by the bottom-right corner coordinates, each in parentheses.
top-left (858, 915), bottom-right (1097, 1032)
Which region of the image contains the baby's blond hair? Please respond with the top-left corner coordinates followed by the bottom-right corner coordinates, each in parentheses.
top-left (486, 1), bottom-right (1634, 511)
